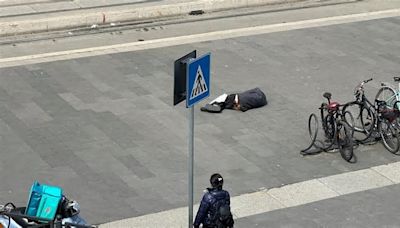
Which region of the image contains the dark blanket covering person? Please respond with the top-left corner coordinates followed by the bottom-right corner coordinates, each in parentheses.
top-left (201, 87), bottom-right (267, 113)
top-left (224, 87), bottom-right (267, 112)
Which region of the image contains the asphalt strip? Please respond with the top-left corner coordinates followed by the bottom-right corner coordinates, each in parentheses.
top-left (1, 8), bottom-right (400, 68)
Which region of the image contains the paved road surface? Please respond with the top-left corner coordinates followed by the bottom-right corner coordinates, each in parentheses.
top-left (1, 2), bottom-right (400, 225)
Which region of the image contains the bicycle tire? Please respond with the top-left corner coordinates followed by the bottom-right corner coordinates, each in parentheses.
top-left (301, 113), bottom-right (318, 152)
top-left (343, 103), bottom-right (375, 142)
top-left (342, 111), bottom-right (355, 136)
top-left (337, 120), bottom-right (355, 163)
top-left (314, 103), bottom-right (334, 150)
top-left (359, 106), bottom-right (376, 141)
top-left (379, 119), bottom-right (400, 154)
top-left (375, 87), bottom-right (397, 108)
top-left (321, 114), bottom-right (335, 150)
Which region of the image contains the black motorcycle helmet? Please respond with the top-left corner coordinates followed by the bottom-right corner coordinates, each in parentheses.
top-left (59, 197), bottom-right (80, 218)
top-left (210, 173), bottom-right (224, 189)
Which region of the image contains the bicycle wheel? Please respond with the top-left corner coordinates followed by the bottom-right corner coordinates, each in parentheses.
top-left (342, 111), bottom-right (355, 135)
top-left (337, 120), bottom-right (355, 162)
top-left (378, 119), bottom-right (400, 154)
top-left (319, 113), bottom-right (335, 150)
top-left (343, 103), bottom-right (375, 142)
top-left (315, 103), bottom-right (334, 150)
top-left (302, 113), bottom-right (318, 152)
top-left (375, 87), bottom-right (397, 108)
top-left (360, 106), bottom-right (376, 137)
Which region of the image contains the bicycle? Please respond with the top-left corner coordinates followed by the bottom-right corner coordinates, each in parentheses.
top-left (375, 76), bottom-right (400, 112)
top-left (368, 77), bottom-right (400, 153)
top-left (342, 78), bottom-right (376, 142)
top-left (342, 78), bottom-right (400, 154)
top-left (302, 92), bottom-right (356, 163)
top-left (374, 99), bottom-right (400, 154)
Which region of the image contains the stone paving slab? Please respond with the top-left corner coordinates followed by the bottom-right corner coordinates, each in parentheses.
top-left (268, 179), bottom-right (339, 207)
top-left (231, 191), bottom-right (283, 218)
top-left (0, 0), bottom-right (60, 5)
top-left (0, 5), bottom-right (35, 17)
top-left (318, 169), bottom-right (394, 195)
top-left (28, 1), bottom-right (79, 12)
top-left (371, 162), bottom-right (400, 183)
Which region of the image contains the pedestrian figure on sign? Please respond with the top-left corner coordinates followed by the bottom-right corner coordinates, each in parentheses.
top-left (193, 173), bottom-right (234, 228)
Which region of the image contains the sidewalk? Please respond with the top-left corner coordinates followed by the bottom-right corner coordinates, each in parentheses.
top-left (100, 161), bottom-right (400, 227)
top-left (0, 0), bottom-right (351, 36)
top-left (234, 182), bottom-right (400, 227)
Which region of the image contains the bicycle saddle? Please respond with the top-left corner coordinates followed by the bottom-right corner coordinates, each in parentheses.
top-left (328, 102), bottom-right (340, 111)
top-left (323, 92), bottom-right (332, 100)
top-left (394, 77), bottom-right (400, 82)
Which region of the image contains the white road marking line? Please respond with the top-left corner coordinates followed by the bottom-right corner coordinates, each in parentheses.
top-left (1, 8), bottom-right (400, 68)
top-left (267, 179), bottom-right (339, 207)
top-left (99, 161), bottom-right (400, 228)
top-left (372, 162), bottom-right (400, 183)
top-left (318, 168), bottom-right (394, 195)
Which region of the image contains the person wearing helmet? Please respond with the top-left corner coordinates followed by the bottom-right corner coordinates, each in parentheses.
top-left (193, 174), bottom-right (234, 228)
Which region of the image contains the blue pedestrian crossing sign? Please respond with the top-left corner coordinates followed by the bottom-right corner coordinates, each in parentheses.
top-left (187, 53), bottom-right (210, 108)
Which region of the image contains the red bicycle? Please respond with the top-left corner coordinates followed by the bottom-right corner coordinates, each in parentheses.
top-left (302, 92), bottom-right (356, 163)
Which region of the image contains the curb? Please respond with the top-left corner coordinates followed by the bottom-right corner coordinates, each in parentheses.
top-left (0, 0), bottom-right (310, 36)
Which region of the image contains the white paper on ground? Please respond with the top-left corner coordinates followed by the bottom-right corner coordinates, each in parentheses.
top-left (209, 93), bottom-right (227, 104)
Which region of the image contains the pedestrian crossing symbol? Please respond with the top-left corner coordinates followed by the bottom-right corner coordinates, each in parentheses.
top-left (190, 66), bottom-right (208, 100)
top-left (187, 53), bottom-right (210, 107)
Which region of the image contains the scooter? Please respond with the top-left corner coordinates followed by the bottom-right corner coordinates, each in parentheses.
top-left (0, 197), bottom-right (97, 228)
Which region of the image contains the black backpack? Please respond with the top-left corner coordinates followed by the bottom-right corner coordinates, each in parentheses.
top-left (210, 199), bottom-right (234, 228)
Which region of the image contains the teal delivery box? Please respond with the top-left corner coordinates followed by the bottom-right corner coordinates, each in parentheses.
top-left (25, 181), bottom-right (63, 220)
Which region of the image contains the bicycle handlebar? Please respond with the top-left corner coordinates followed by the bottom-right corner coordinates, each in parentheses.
top-left (356, 78), bottom-right (373, 93)
top-left (364, 78), bottom-right (373, 83)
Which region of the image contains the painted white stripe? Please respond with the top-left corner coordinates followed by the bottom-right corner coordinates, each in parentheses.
top-left (99, 161), bottom-right (400, 228)
top-left (318, 168), bottom-right (394, 195)
top-left (371, 162), bottom-right (400, 183)
top-left (2, 8), bottom-right (400, 68)
top-left (267, 179), bottom-right (339, 207)
top-left (230, 191), bottom-right (283, 218)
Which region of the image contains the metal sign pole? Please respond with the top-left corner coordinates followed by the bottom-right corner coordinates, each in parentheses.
top-left (188, 105), bottom-right (194, 228)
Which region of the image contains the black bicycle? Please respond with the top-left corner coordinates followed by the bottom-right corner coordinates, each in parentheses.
top-left (342, 78), bottom-right (375, 142)
top-left (375, 100), bottom-right (400, 154)
top-left (302, 92), bottom-right (355, 163)
top-left (342, 78), bottom-right (400, 153)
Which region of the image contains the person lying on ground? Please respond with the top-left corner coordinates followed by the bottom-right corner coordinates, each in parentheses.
top-left (201, 87), bottom-right (267, 113)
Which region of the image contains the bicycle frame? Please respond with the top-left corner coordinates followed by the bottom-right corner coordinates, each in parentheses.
top-left (302, 92), bottom-right (356, 162)
top-left (355, 78), bottom-right (375, 109)
top-left (320, 97), bottom-right (347, 141)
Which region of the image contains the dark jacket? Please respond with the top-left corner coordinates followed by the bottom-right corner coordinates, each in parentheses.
top-left (237, 87), bottom-right (267, 112)
top-left (225, 88), bottom-right (267, 112)
top-left (193, 187), bottom-right (231, 227)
